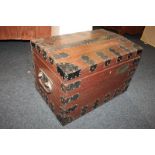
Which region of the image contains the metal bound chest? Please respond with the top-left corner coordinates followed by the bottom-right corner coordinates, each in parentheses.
top-left (30, 29), bottom-right (143, 125)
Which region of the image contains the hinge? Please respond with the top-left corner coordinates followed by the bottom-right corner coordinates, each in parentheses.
top-left (109, 48), bottom-right (122, 62)
top-left (120, 45), bottom-right (133, 59)
top-left (81, 55), bottom-right (97, 72)
top-left (96, 51), bottom-right (111, 67)
top-left (90, 64), bottom-right (97, 72)
top-left (105, 59), bottom-right (111, 66)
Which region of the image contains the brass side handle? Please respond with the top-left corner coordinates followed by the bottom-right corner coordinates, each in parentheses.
top-left (38, 69), bottom-right (53, 93)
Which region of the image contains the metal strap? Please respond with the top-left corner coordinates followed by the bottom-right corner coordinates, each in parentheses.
top-left (53, 52), bottom-right (69, 59)
top-left (96, 51), bottom-right (109, 61)
top-left (81, 55), bottom-right (97, 71)
top-left (44, 34), bottom-right (116, 52)
top-left (109, 48), bottom-right (121, 57)
top-left (120, 45), bottom-right (130, 53)
top-left (61, 94), bottom-right (79, 105)
top-left (109, 48), bottom-right (122, 62)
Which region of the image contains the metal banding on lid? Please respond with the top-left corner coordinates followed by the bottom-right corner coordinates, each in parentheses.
top-left (41, 34), bottom-right (117, 52)
top-left (81, 55), bottom-right (97, 72)
top-left (96, 51), bottom-right (111, 66)
top-left (120, 45), bottom-right (130, 53)
top-left (109, 48), bottom-right (121, 57)
top-left (120, 45), bottom-right (133, 59)
top-left (53, 52), bottom-right (69, 59)
top-left (96, 51), bottom-right (109, 60)
top-left (109, 48), bottom-right (122, 62)
top-left (31, 29), bottom-right (143, 80)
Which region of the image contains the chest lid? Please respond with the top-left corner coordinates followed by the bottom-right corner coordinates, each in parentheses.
top-left (31, 29), bottom-right (142, 80)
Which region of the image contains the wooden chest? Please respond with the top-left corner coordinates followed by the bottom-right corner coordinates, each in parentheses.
top-left (30, 29), bottom-right (142, 125)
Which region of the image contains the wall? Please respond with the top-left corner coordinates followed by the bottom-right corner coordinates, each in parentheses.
top-left (141, 26), bottom-right (155, 47)
top-left (59, 26), bottom-right (92, 35)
